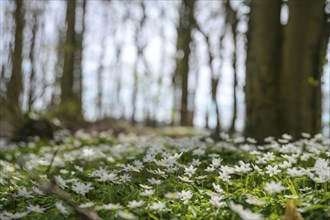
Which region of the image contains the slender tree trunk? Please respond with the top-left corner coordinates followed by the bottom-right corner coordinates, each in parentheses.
top-left (245, 0), bottom-right (282, 141)
top-left (4, 0), bottom-right (24, 124)
top-left (96, 46), bottom-right (105, 118)
top-left (76, 0), bottom-right (86, 120)
top-left (131, 1), bottom-right (147, 125)
top-left (194, 17), bottom-right (222, 132)
top-left (114, 44), bottom-right (123, 118)
top-left (59, 0), bottom-right (76, 118)
top-left (280, 0), bottom-right (326, 138)
top-left (226, 1), bottom-right (238, 134)
top-left (131, 68), bottom-right (138, 124)
top-left (27, 13), bottom-right (38, 113)
top-left (59, 0), bottom-right (83, 122)
top-left (175, 0), bottom-right (195, 126)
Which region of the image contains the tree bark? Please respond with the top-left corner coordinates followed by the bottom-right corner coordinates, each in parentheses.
top-left (245, 0), bottom-right (327, 141)
top-left (225, 0), bottom-right (238, 135)
top-left (27, 13), bottom-right (38, 113)
top-left (175, 0), bottom-right (195, 126)
top-left (4, 0), bottom-right (24, 124)
top-left (280, 0), bottom-right (326, 138)
top-left (59, 0), bottom-right (83, 122)
top-left (245, 0), bottom-right (282, 141)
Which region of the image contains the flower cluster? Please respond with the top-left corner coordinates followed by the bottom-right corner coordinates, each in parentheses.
top-left (0, 132), bottom-right (329, 219)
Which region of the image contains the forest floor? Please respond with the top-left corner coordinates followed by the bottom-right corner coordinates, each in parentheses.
top-left (0, 128), bottom-right (329, 220)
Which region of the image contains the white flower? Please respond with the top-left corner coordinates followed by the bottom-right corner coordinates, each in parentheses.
top-left (278, 161), bottom-right (292, 169)
top-left (32, 187), bottom-right (45, 196)
top-left (263, 152), bottom-right (275, 161)
top-left (251, 150), bottom-right (262, 155)
top-left (120, 173), bottom-right (131, 183)
top-left (209, 195), bottom-right (226, 208)
top-left (27, 204), bottom-right (45, 213)
top-left (165, 192), bottom-right (178, 199)
top-left (127, 200), bottom-right (145, 208)
top-left (311, 169), bottom-right (330, 183)
top-left (143, 153), bottom-right (155, 163)
top-left (177, 190), bottom-right (193, 204)
top-left (287, 168), bottom-right (305, 177)
top-left (16, 187), bottom-right (34, 198)
top-left (195, 175), bottom-right (207, 180)
top-left (173, 152), bottom-right (183, 159)
top-left (82, 148), bottom-right (94, 157)
top-left (212, 183), bottom-right (223, 194)
top-left (218, 171), bottom-right (231, 184)
top-left (278, 138), bottom-right (289, 144)
top-left (282, 133), bottom-right (292, 140)
top-left (264, 181), bottom-right (285, 194)
top-left (107, 156), bottom-right (115, 162)
top-left (126, 164), bottom-right (141, 173)
top-left (301, 132), bottom-right (311, 138)
top-left (55, 175), bottom-right (68, 189)
top-left (265, 165), bottom-right (281, 177)
top-left (60, 169), bottom-right (69, 174)
top-left (140, 189), bottom-right (154, 196)
top-left (139, 184), bottom-right (153, 189)
top-left (282, 154), bottom-right (298, 164)
top-left (252, 164), bottom-right (264, 174)
top-left (245, 195), bottom-right (265, 206)
top-left (264, 136), bottom-right (275, 142)
top-left (101, 203), bottom-right (123, 210)
top-left (235, 161), bottom-right (252, 174)
top-left (149, 201), bottom-right (166, 211)
top-left (205, 165), bottom-right (215, 172)
top-left (163, 155), bottom-right (179, 166)
top-left (133, 160), bottom-right (144, 169)
top-left (148, 178), bottom-right (162, 185)
top-left (314, 158), bottom-right (329, 170)
top-left (211, 158), bottom-right (222, 167)
top-left (192, 148), bottom-right (205, 156)
top-left (1, 211), bottom-right (28, 219)
top-left (256, 156), bottom-right (267, 164)
top-left (178, 176), bottom-right (194, 183)
top-left (165, 166), bottom-right (179, 173)
top-left (184, 165), bottom-right (197, 177)
top-left (148, 168), bottom-right (167, 177)
top-left (191, 158), bottom-right (202, 166)
top-left (96, 172), bottom-right (117, 183)
top-left (220, 165), bottom-right (235, 174)
top-left (229, 202), bottom-right (263, 220)
top-left (71, 181), bottom-right (94, 195)
top-left (117, 211), bottom-right (137, 220)
top-left (301, 153), bottom-right (313, 161)
top-left (55, 201), bottom-right (69, 214)
top-left (246, 137), bottom-right (257, 144)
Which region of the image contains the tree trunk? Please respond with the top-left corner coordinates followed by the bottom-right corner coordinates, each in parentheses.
top-left (75, 0), bottom-right (86, 120)
top-left (27, 13), bottom-right (38, 113)
top-left (245, 0), bottom-right (282, 141)
top-left (280, 0), bottom-right (326, 138)
top-left (226, 1), bottom-right (238, 135)
top-left (131, 1), bottom-right (147, 125)
top-left (4, 0), bottom-right (24, 125)
top-left (245, 0), bottom-right (327, 141)
top-left (175, 0), bottom-right (195, 126)
top-left (59, 0), bottom-right (83, 122)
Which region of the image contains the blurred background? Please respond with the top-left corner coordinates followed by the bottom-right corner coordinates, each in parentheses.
top-left (0, 0), bottom-right (329, 141)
